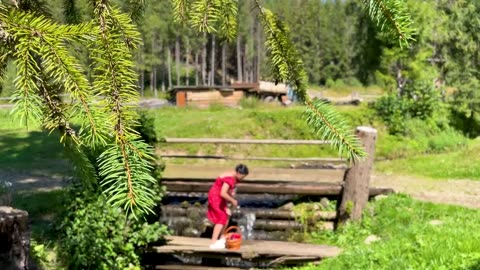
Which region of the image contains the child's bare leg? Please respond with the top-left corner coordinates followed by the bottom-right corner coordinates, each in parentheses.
top-left (211, 224), bottom-right (224, 244)
top-left (219, 220), bottom-right (229, 239)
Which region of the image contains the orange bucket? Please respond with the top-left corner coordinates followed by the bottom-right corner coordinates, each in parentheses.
top-left (223, 226), bottom-right (242, 250)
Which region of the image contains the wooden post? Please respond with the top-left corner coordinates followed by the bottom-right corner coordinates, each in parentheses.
top-left (336, 126), bottom-right (377, 228)
top-left (0, 207), bottom-right (30, 270)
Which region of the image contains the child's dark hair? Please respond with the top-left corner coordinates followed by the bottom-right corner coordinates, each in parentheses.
top-left (235, 164), bottom-right (249, 175)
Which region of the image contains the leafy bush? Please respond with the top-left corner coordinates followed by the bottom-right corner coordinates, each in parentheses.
top-left (373, 81), bottom-right (442, 134)
top-left (59, 192), bottom-right (169, 270)
top-left (136, 110), bottom-right (160, 144)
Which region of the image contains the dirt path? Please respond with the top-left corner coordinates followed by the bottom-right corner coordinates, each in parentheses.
top-left (371, 173), bottom-right (480, 209)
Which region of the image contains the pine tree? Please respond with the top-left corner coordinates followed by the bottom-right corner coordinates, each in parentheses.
top-left (0, 0), bottom-right (158, 216)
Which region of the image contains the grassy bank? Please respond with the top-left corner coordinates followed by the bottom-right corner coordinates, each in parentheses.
top-left (376, 139), bottom-right (480, 180)
top-left (292, 194), bottom-right (480, 270)
top-left (0, 103), bottom-right (475, 179)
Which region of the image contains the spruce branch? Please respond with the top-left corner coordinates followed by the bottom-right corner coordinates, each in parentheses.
top-left (305, 99), bottom-right (366, 162)
top-left (98, 140), bottom-right (158, 215)
top-left (91, 1), bottom-right (158, 215)
top-left (171, 0), bottom-right (190, 24)
top-left (362, 0), bottom-right (415, 47)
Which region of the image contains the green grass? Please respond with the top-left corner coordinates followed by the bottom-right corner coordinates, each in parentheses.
top-left (0, 110), bottom-right (68, 171)
top-left (376, 139), bottom-right (480, 180)
top-left (307, 84), bottom-right (384, 98)
top-left (291, 194), bottom-right (480, 270)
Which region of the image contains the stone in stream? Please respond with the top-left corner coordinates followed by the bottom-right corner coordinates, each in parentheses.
top-left (279, 202), bottom-right (295, 211)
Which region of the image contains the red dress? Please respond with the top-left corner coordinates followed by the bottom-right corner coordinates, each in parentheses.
top-left (207, 175), bottom-right (236, 225)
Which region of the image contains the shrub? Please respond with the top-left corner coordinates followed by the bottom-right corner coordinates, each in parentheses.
top-left (59, 192), bottom-right (169, 270)
top-left (136, 110), bottom-right (159, 144)
top-left (373, 94), bottom-right (411, 134)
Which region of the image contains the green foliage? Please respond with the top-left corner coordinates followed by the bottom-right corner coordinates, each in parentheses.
top-left (374, 81), bottom-right (442, 134)
top-left (171, 0), bottom-right (238, 40)
top-left (293, 194), bottom-right (480, 270)
top-left (59, 192), bottom-right (169, 270)
top-left (305, 99), bottom-right (366, 162)
top-left (135, 110), bottom-right (160, 144)
top-left (376, 119), bottom-right (468, 159)
top-left (373, 94), bottom-right (411, 134)
top-left (362, 0), bottom-right (415, 47)
top-left (449, 78), bottom-right (480, 138)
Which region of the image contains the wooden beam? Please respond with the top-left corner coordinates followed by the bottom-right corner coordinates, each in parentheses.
top-left (164, 181), bottom-right (342, 195)
top-left (162, 181), bottom-right (393, 196)
top-left (160, 154), bottom-right (344, 163)
top-left (163, 138), bottom-right (331, 145)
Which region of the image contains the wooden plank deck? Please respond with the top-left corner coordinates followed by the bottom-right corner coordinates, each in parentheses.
top-left (150, 236), bottom-right (342, 262)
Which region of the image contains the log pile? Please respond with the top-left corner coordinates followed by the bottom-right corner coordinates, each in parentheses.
top-left (160, 204), bottom-right (337, 241)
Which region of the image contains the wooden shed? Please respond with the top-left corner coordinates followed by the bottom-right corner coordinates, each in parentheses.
top-left (170, 86), bottom-right (247, 108)
top-left (170, 82), bottom-right (290, 108)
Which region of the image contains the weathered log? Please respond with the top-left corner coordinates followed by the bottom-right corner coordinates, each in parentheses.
top-left (160, 205), bottom-right (337, 221)
top-left (0, 207), bottom-right (29, 270)
top-left (164, 181), bottom-right (342, 195)
top-left (249, 219), bottom-right (303, 231)
top-left (163, 138), bottom-right (330, 145)
top-left (163, 181), bottom-right (392, 197)
top-left (337, 127), bottom-right (377, 227)
top-left (160, 154), bottom-right (343, 163)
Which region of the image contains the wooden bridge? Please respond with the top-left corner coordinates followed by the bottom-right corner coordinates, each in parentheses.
top-left (148, 236), bottom-right (342, 269)
top-left (154, 127), bottom-right (392, 268)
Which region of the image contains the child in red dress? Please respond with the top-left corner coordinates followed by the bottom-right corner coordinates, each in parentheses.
top-left (207, 164), bottom-right (249, 249)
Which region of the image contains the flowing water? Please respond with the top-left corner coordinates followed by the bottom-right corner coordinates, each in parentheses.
top-left (234, 209), bottom-right (256, 240)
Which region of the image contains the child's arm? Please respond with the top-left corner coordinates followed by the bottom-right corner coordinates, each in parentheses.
top-left (220, 183), bottom-right (238, 206)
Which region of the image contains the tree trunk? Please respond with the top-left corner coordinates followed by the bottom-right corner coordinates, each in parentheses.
top-left (195, 52), bottom-right (199, 86)
top-left (336, 127), bottom-right (377, 228)
top-left (175, 35), bottom-right (181, 86)
top-left (256, 18), bottom-right (261, 82)
top-left (0, 207), bottom-right (30, 270)
top-left (210, 34), bottom-right (216, 86)
top-left (222, 42), bottom-right (226, 86)
top-left (243, 44), bottom-right (248, 82)
top-left (140, 51), bottom-right (145, 97)
top-left (151, 35), bottom-right (156, 97)
top-left (159, 41), bottom-right (165, 92)
top-left (167, 46), bottom-right (172, 89)
top-left (185, 38), bottom-right (190, 86)
top-left (202, 33), bottom-right (207, 85)
top-left (236, 36), bottom-right (243, 82)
